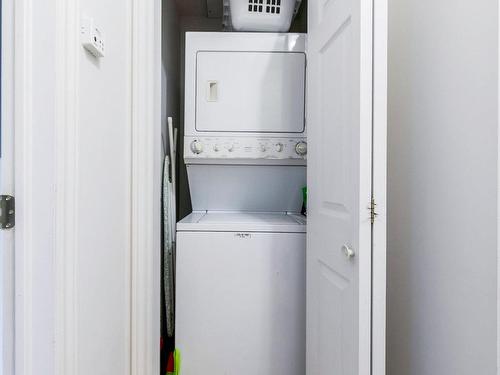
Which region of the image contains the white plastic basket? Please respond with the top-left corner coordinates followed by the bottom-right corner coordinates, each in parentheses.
top-left (225, 0), bottom-right (302, 32)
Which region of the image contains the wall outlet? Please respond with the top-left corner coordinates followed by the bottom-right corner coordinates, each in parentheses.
top-left (81, 17), bottom-right (105, 58)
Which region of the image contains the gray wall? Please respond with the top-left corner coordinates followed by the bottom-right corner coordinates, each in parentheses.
top-left (162, 0), bottom-right (181, 161)
top-left (388, 1), bottom-right (498, 374)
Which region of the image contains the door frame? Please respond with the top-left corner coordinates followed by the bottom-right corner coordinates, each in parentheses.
top-left (8, 0), bottom-right (39, 373)
top-left (1, 0), bottom-right (15, 373)
top-left (131, 1), bottom-right (386, 375)
top-left (129, 0), bottom-right (162, 374)
top-left (5, 0), bottom-right (62, 372)
top-left (372, 0), bottom-right (387, 373)
top-left (497, 9), bottom-right (500, 368)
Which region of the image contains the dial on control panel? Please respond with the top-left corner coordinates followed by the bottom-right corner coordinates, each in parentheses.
top-left (190, 140), bottom-right (204, 154)
top-left (295, 141), bottom-right (307, 156)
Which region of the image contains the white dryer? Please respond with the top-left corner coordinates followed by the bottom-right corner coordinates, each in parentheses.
top-left (176, 212), bottom-right (306, 374)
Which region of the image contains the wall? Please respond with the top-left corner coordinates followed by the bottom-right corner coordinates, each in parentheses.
top-left (76, 0), bottom-right (133, 373)
top-left (388, 1), bottom-right (498, 374)
top-left (12, 0), bottom-right (149, 373)
top-left (30, 0), bottom-right (59, 371)
top-left (162, 0), bottom-right (180, 158)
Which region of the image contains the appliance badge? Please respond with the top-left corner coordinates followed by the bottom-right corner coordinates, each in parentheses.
top-left (235, 233), bottom-right (252, 239)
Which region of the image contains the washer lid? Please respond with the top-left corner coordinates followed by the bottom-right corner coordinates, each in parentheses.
top-left (177, 212), bottom-right (306, 233)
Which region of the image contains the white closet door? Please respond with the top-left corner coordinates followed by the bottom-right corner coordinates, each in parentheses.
top-left (306, 0), bottom-right (383, 374)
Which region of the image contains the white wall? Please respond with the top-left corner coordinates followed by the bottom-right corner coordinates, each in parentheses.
top-left (11, 0), bottom-right (162, 372)
top-left (11, 0), bottom-right (134, 373)
top-left (76, 0), bottom-right (133, 373)
top-left (388, 1), bottom-right (498, 374)
top-left (29, 1), bottom-right (58, 371)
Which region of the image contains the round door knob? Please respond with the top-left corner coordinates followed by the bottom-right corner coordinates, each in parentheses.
top-left (295, 141), bottom-right (307, 156)
top-left (275, 143), bottom-right (284, 152)
top-left (190, 140), bottom-right (204, 154)
top-left (342, 244), bottom-right (355, 259)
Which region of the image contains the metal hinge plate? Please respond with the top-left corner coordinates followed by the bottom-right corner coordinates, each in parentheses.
top-left (0, 195), bottom-right (15, 229)
top-left (369, 198), bottom-right (378, 224)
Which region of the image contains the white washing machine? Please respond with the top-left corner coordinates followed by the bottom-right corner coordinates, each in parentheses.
top-left (176, 212), bottom-right (306, 374)
top-left (176, 32), bottom-right (307, 374)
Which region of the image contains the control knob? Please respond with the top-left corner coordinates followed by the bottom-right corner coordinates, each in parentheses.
top-left (275, 143), bottom-right (284, 152)
top-left (190, 140), bottom-right (204, 154)
top-left (295, 141), bottom-right (307, 156)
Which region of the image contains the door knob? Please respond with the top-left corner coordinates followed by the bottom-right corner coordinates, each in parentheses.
top-left (342, 244), bottom-right (355, 259)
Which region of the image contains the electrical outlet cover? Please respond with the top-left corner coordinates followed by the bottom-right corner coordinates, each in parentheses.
top-left (81, 17), bottom-right (105, 57)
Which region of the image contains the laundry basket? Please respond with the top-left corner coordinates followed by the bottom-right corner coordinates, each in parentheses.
top-left (226, 0), bottom-right (302, 32)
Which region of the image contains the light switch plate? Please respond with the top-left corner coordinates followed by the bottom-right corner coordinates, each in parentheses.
top-left (81, 17), bottom-right (105, 58)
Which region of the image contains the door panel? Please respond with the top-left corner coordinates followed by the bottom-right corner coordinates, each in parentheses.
top-left (306, 0), bottom-right (374, 373)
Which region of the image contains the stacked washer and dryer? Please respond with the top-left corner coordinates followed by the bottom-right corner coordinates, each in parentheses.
top-left (176, 32), bottom-right (307, 374)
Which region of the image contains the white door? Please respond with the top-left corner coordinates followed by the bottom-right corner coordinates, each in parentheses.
top-left (306, 0), bottom-right (384, 374)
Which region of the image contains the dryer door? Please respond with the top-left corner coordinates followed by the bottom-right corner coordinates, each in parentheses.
top-left (195, 51), bottom-right (306, 133)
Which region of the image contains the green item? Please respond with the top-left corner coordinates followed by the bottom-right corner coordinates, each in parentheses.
top-left (302, 186), bottom-right (307, 215)
top-left (174, 349), bottom-right (181, 375)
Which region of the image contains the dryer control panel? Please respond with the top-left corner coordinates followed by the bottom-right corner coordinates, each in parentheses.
top-left (184, 136), bottom-right (307, 165)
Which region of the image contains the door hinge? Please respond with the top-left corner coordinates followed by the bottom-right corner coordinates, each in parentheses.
top-left (369, 198), bottom-right (378, 224)
top-left (0, 195), bottom-right (15, 229)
